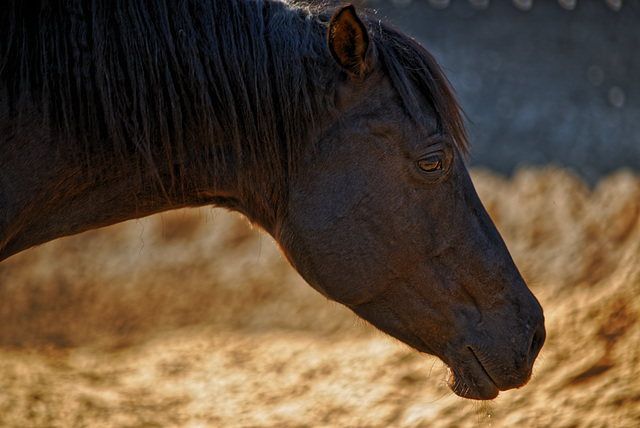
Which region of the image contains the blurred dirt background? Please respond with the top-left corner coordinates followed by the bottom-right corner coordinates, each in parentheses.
top-left (0, 167), bottom-right (638, 427)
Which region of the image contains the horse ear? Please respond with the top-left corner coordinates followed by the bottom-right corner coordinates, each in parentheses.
top-left (327, 5), bottom-right (377, 78)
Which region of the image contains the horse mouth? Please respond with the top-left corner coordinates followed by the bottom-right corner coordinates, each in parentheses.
top-left (446, 348), bottom-right (500, 400)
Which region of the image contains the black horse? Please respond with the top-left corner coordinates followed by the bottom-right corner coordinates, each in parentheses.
top-left (0, 0), bottom-right (545, 399)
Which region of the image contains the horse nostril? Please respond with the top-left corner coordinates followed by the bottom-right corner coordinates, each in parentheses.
top-left (528, 322), bottom-right (546, 363)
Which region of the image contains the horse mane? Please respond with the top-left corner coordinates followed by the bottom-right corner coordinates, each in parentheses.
top-left (0, 0), bottom-right (468, 217)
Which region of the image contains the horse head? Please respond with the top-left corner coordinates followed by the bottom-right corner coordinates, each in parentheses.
top-left (276, 5), bottom-right (545, 400)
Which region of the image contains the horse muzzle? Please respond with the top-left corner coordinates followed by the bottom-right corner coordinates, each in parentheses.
top-left (445, 319), bottom-right (546, 400)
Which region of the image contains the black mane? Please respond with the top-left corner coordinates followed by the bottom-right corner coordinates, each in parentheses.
top-left (0, 0), bottom-right (467, 216)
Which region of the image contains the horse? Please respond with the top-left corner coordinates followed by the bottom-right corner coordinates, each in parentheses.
top-left (0, 0), bottom-right (545, 400)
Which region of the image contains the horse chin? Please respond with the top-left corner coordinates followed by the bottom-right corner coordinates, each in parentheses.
top-left (445, 350), bottom-right (501, 400)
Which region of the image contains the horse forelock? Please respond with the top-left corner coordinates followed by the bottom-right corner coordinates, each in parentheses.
top-left (370, 21), bottom-right (470, 157)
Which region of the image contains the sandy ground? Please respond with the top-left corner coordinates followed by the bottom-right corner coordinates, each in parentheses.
top-left (0, 167), bottom-right (639, 427)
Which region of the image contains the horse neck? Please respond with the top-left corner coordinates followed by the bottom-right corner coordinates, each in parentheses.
top-left (0, 119), bottom-right (234, 262)
top-left (0, 0), bottom-right (333, 261)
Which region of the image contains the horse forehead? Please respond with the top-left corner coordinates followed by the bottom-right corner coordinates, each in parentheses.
top-left (333, 75), bottom-right (440, 147)
top-left (358, 100), bottom-right (439, 143)
top-left (359, 80), bottom-right (440, 131)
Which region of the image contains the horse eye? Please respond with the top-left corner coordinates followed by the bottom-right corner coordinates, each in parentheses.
top-left (417, 153), bottom-right (444, 173)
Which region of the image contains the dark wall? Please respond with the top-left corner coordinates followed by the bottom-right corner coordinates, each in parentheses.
top-left (369, 0), bottom-right (640, 183)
